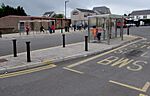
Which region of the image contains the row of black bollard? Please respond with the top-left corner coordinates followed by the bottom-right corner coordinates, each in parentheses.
top-left (12, 39), bottom-right (17, 57)
top-left (0, 31), bottom-right (2, 38)
top-left (85, 36), bottom-right (88, 51)
top-left (62, 34), bottom-right (65, 47)
top-left (12, 39), bottom-right (31, 62)
top-left (12, 35), bottom-right (88, 62)
top-left (26, 42), bottom-right (31, 62)
top-left (127, 26), bottom-right (130, 35)
top-left (62, 34), bottom-right (88, 51)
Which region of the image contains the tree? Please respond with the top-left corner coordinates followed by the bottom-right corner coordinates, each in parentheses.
top-left (124, 14), bottom-right (127, 16)
top-left (128, 14), bottom-right (131, 16)
top-left (0, 3), bottom-right (27, 18)
top-left (53, 14), bottom-right (64, 18)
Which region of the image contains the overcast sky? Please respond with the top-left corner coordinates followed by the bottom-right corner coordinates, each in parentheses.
top-left (1, 0), bottom-right (150, 17)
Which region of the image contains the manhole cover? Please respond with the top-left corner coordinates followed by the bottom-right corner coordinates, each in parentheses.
top-left (0, 59), bottom-right (8, 63)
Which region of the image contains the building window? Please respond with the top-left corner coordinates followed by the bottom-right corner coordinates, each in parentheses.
top-left (136, 16), bottom-right (139, 19)
top-left (143, 15), bottom-right (147, 19)
top-left (84, 15), bottom-right (87, 17)
top-left (84, 14), bottom-right (92, 17)
top-left (72, 11), bottom-right (79, 15)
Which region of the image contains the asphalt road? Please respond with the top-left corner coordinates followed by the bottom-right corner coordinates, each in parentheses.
top-left (0, 31), bottom-right (85, 56)
top-left (130, 26), bottom-right (150, 40)
top-left (0, 26), bottom-right (150, 96)
top-left (0, 26), bottom-right (148, 57)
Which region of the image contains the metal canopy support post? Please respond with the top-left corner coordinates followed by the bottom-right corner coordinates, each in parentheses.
top-left (103, 18), bottom-right (106, 40)
top-left (110, 18), bottom-right (112, 39)
top-left (61, 19), bottom-right (63, 33)
top-left (32, 22), bottom-right (35, 34)
top-left (115, 19), bottom-right (117, 38)
top-left (107, 18), bottom-right (110, 45)
top-left (121, 17), bottom-right (124, 40)
top-left (88, 18), bottom-right (90, 42)
top-left (96, 17), bottom-right (98, 27)
top-left (96, 17), bottom-right (99, 41)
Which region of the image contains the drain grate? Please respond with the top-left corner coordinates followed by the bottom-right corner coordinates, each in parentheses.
top-left (0, 59), bottom-right (8, 63)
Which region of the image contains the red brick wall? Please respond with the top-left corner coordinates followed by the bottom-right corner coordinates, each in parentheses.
top-left (0, 16), bottom-right (71, 33)
top-left (0, 16), bottom-right (18, 32)
top-left (0, 16), bottom-right (31, 33)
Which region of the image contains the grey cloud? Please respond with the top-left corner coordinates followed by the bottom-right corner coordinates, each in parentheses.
top-left (1, 0), bottom-right (150, 16)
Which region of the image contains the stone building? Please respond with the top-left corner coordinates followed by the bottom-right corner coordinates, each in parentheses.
top-left (0, 15), bottom-right (70, 33)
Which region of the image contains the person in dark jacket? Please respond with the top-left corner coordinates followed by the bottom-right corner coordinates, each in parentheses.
top-left (40, 26), bottom-right (45, 33)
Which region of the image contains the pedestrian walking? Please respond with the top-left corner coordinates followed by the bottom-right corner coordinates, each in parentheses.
top-left (51, 25), bottom-right (55, 33)
top-left (73, 25), bottom-right (76, 31)
top-left (25, 25), bottom-right (29, 35)
top-left (48, 26), bottom-right (52, 34)
top-left (97, 27), bottom-right (103, 42)
top-left (40, 26), bottom-right (45, 33)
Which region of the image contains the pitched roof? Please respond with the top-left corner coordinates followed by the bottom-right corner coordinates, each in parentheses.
top-left (76, 8), bottom-right (95, 13)
top-left (93, 6), bottom-right (109, 10)
top-left (43, 11), bottom-right (55, 16)
top-left (93, 6), bottom-right (111, 14)
top-left (131, 9), bottom-right (150, 15)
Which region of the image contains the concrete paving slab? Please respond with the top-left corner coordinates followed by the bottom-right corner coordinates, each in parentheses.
top-left (0, 67), bottom-right (6, 74)
top-left (0, 34), bottom-right (144, 74)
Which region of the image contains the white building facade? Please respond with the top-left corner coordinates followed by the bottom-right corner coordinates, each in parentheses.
top-left (71, 6), bottom-right (111, 26)
top-left (130, 10), bottom-right (150, 26)
top-left (71, 8), bottom-right (96, 26)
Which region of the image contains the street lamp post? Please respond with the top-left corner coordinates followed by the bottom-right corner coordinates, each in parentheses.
top-left (65, 0), bottom-right (69, 19)
top-left (64, 0), bottom-right (69, 32)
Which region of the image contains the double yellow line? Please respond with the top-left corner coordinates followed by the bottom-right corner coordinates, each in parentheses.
top-left (109, 80), bottom-right (150, 93)
top-left (0, 63), bottom-right (56, 79)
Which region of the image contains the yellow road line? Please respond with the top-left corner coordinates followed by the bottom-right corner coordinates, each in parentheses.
top-left (109, 80), bottom-right (150, 93)
top-left (67, 42), bottom-right (137, 68)
top-left (0, 64), bottom-right (56, 79)
top-left (63, 67), bottom-right (84, 74)
top-left (139, 93), bottom-right (148, 96)
top-left (141, 52), bottom-right (149, 58)
top-left (43, 60), bottom-right (54, 65)
top-left (142, 82), bottom-right (150, 92)
top-left (67, 38), bottom-right (145, 68)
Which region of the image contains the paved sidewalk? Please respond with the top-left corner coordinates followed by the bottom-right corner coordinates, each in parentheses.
top-left (1, 29), bottom-right (84, 40)
top-left (0, 34), bottom-right (143, 74)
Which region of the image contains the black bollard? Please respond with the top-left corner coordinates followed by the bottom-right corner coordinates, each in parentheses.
top-left (127, 26), bottom-right (129, 35)
top-left (26, 41), bottom-right (31, 62)
top-left (62, 34), bottom-right (65, 47)
top-left (0, 31), bottom-right (2, 38)
top-left (85, 36), bottom-right (88, 51)
top-left (12, 39), bottom-right (17, 57)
